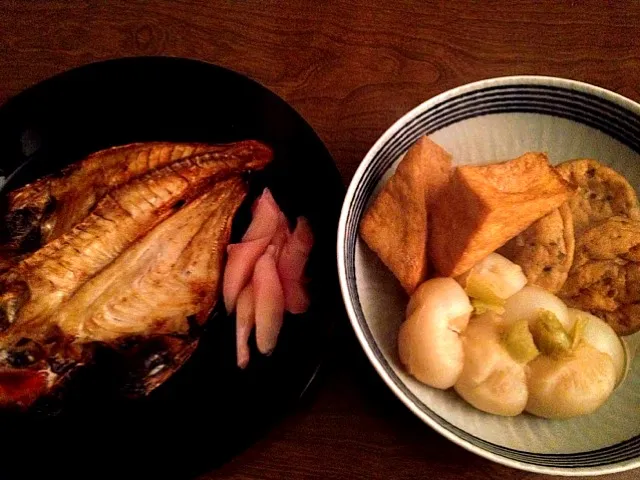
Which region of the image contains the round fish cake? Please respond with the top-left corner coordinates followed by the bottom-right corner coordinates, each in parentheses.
top-left (499, 203), bottom-right (574, 293)
top-left (559, 216), bottom-right (640, 336)
top-left (556, 159), bottom-right (640, 235)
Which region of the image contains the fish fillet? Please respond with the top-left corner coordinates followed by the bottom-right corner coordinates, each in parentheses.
top-left (54, 178), bottom-right (245, 341)
top-left (0, 145), bottom-right (270, 336)
top-left (5, 140), bottom-right (268, 248)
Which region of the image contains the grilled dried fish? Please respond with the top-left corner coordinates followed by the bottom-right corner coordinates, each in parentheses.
top-left (0, 141), bottom-right (272, 408)
top-left (5, 140), bottom-right (266, 249)
top-left (0, 145), bottom-right (270, 333)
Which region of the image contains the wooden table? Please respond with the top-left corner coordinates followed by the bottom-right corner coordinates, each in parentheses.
top-left (1, 1), bottom-right (639, 479)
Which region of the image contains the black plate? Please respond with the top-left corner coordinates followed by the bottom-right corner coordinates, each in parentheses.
top-left (0, 57), bottom-right (344, 480)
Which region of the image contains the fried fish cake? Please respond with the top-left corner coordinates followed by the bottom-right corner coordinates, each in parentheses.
top-left (556, 159), bottom-right (640, 235)
top-left (498, 202), bottom-right (574, 293)
top-left (359, 136), bottom-right (452, 293)
top-left (559, 216), bottom-right (640, 335)
top-left (429, 152), bottom-right (573, 277)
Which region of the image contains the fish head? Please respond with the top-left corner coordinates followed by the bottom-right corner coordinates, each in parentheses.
top-left (0, 335), bottom-right (49, 408)
top-left (0, 329), bottom-right (88, 409)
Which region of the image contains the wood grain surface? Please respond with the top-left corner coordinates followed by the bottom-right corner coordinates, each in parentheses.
top-left (1, 1), bottom-right (639, 479)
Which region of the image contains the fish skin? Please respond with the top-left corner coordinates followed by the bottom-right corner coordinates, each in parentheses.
top-left (5, 140), bottom-right (271, 249)
top-left (5, 142), bottom-right (210, 249)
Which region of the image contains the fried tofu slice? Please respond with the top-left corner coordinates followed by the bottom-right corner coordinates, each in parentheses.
top-left (430, 152), bottom-right (574, 277)
top-left (359, 136), bottom-right (452, 293)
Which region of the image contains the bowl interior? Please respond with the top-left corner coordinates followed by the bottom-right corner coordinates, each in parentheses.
top-left (342, 79), bottom-right (640, 474)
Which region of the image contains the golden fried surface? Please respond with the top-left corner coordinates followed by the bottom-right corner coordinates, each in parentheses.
top-left (556, 159), bottom-right (640, 236)
top-left (429, 152), bottom-right (574, 277)
top-left (499, 202), bottom-right (574, 293)
top-left (559, 216), bottom-right (640, 335)
top-left (359, 136), bottom-right (451, 293)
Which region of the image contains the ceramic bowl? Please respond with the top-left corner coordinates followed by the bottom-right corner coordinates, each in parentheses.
top-left (337, 76), bottom-right (640, 476)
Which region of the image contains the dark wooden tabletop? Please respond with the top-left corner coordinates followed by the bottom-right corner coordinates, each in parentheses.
top-left (2, 1), bottom-right (639, 479)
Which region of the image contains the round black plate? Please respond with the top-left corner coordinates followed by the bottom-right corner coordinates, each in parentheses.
top-left (0, 57), bottom-right (344, 480)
